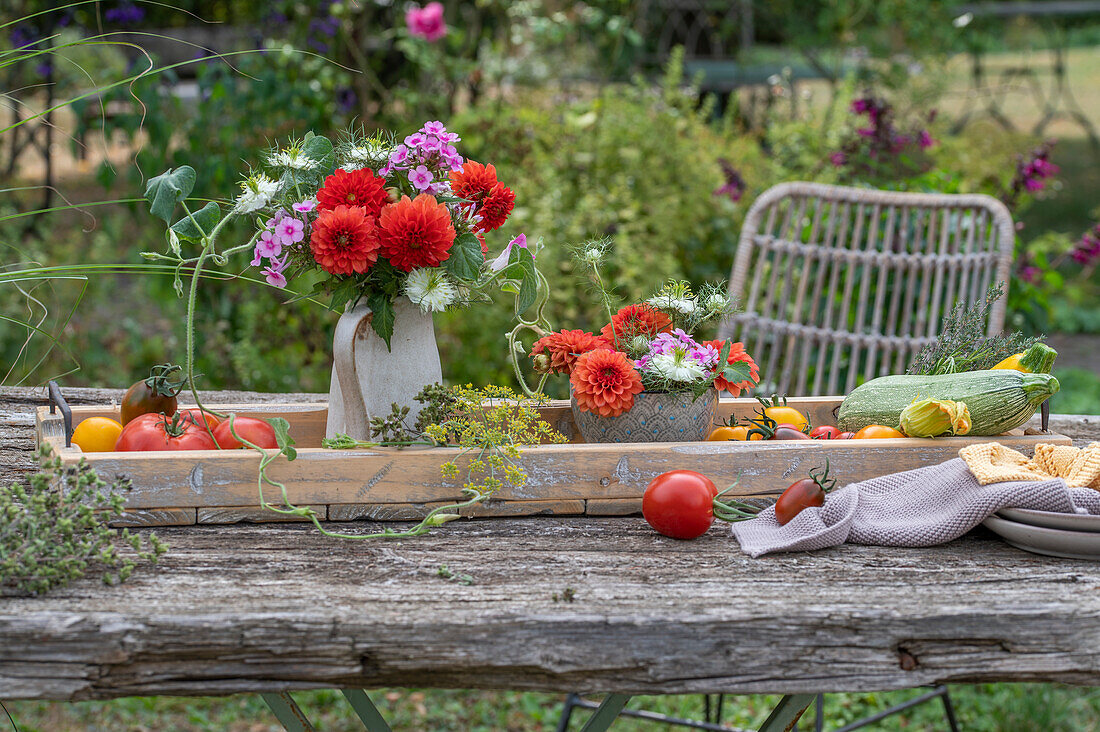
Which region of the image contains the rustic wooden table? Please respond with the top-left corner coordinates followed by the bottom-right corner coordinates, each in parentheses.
top-left (3, 387), bottom-right (1100, 730)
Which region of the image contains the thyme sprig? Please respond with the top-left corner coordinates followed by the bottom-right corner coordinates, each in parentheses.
top-left (908, 284), bottom-right (1041, 376)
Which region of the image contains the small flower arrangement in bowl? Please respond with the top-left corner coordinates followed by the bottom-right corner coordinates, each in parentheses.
top-left (522, 245), bottom-right (760, 443)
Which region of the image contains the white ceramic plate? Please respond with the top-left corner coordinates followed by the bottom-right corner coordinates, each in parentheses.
top-left (983, 515), bottom-right (1100, 561)
top-left (998, 508), bottom-right (1100, 533)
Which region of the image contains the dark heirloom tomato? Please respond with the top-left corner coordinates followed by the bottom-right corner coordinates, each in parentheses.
top-left (774, 460), bottom-right (836, 526)
top-left (213, 416), bottom-right (278, 449)
top-left (120, 364), bottom-right (185, 425)
top-left (642, 470), bottom-right (718, 539)
top-left (115, 413), bottom-right (218, 451)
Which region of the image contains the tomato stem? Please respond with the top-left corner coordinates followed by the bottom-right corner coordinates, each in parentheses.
top-left (711, 478), bottom-right (764, 523)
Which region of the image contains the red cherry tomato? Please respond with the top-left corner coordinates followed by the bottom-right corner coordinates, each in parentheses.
top-left (810, 425), bottom-right (840, 440)
top-left (837, 431), bottom-right (856, 439)
top-left (115, 413), bottom-right (218, 451)
top-left (213, 416), bottom-right (279, 449)
top-left (774, 461), bottom-right (836, 526)
top-left (642, 470), bottom-right (718, 539)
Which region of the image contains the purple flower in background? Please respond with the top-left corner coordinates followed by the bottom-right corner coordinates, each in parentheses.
top-left (406, 2), bottom-right (447, 42)
top-left (10, 25), bottom-right (35, 50)
top-left (1019, 265), bottom-right (1042, 284)
top-left (105, 2), bottom-right (146, 24)
top-left (336, 87), bottom-right (357, 114)
top-left (829, 151), bottom-right (848, 166)
top-left (917, 129), bottom-right (935, 149)
top-left (1071, 225), bottom-right (1100, 266)
top-left (408, 165), bottom-right (434, 191)
top-left (712, 158), bottom-right (745, 203)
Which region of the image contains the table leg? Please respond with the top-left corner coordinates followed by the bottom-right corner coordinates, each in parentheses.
top-left (262, 692), bottom-right (316, 732)
top-left (342, 689), bottom-right (393, 732)
top-left (757, 694), bottom-right (815, 732)
top-left (578, 693), bottom-right (632, 732)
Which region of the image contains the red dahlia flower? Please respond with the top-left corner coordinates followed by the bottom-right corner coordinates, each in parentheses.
top-left (377, 194), bottom-right (456, 272)
top-left (309, 205), bottom-right (381, 276)
top-left (600, 304), bottom-right (672, 347)
top-left (477, 182), bottom-right (515, 231)
top-left (448, 160), bottom-right (499, 203)
top-left (703, 339), bottom-right (760, 397)
top-left (570, 349), bottom-right (644, 417)
top-left (316, 168), bottom-right (389, 219)
top-left (531, 330), bottom-right (612, 375)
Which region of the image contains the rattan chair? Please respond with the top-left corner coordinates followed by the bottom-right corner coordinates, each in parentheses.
top-left (717, 182), bottom-right (1016, 396)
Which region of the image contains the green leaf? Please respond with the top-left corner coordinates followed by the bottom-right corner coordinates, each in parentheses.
top-left (145, 167), bottom-right (196, 223)
top-left (516, 256), bottom-right (538, 314)
top-left (302, 134), bottom-right (336, 174)
top-left (367, 293), bottom-right (396, 350)
top-left (718, 340), bottom-right (731, 364)
top-left (446, 232), bottom-right (484, 280)
top-left (267, 417), bottom-right (297, 461)
top-left (721, 361), bottom-right (753, 385)
top-left (170, 202), bottom-right (221, 242)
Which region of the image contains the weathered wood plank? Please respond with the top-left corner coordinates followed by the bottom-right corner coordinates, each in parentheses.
top-left (586, 498), bottom-right (642, 516)
top-left (197, 505), bottom-right (329, 524)
top-left (108, 508), bottom-right (196, 528)
top-left (328, 499), bottom-right (586, 522)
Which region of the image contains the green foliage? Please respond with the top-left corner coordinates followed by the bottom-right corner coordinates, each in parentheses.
top-left (0, 447), bottom-right (167, 595)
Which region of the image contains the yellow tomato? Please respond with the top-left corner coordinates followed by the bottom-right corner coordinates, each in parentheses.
top-left (71, 416), bottom-right (124, 452)
top-left (763, 406), bottom-right (809, 432)
top-left (853, 424), bottom-right (906, 439)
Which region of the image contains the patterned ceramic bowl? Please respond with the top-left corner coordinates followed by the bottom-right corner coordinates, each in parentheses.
top-left (571, 389), bottom-right (717, 443)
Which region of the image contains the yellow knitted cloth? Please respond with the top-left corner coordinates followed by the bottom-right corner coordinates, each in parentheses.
top-left (959, 441), bottom-right (1100, 489)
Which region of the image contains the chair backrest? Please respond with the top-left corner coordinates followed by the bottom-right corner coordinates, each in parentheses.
top-left (717, 182), bottom-right (1016, 397)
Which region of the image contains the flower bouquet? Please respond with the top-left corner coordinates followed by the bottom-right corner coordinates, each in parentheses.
top-left (521, 247), bottom-right (760, 443)
top-left (142, 120), bottom-right (538, 438)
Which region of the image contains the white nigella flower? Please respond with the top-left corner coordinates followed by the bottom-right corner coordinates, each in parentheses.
top-left (267, 147), bottom-right (315, 171)
top-left (650, 348), bottom-right (707, 383)
top-left (343, 141), bottom-right (391, 170)
top-left (233, 174), bottom-right (280, 214)
top-left (582, 247), bottom-right (603, 264)
top-left (404, 268), bottom-right (457, 312)
top-left (648, 296), bottom-right (697, 315)
top-left (704, 292), bottom-right (730, 312)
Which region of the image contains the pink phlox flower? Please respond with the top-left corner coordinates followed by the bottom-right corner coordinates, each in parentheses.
top-left (256, 229), bottom-right (283, 259)
top-left (489, 233), bottom-right (530, 271)
top-left (404, 132), bottom-right (426, 149)
top-left (421, 120), bottom-right (446, 136)
top-left (275, 217), bottom-right (305, 245)
top-left (264, 208), bottom-right (288, 230)
top-left (293, 199), bottom-right (316, 213)
top-left (445, 153), bottom-right (465, 170)
top-left (250, 247), bottom-right (264, 267)
top-left (262, 255), bottom-right (289, 288)
top-left (421, 134), bottom-right (442, 153)
top-left (405, 2), bottom-right (447, 42)
top-left (378, 163), bottom-right (394, 177)
top-left (440, 131), bottom-right (460, 144)
top-left (408, 164), bottom-right (434, 191)
top-left (440, 143), bottom-right (458, 159)
top-left (389, 144), bottom-right (409, 166)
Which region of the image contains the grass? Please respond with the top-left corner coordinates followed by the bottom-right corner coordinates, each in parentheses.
top-left (4, 685), bottom-right (1100, 731)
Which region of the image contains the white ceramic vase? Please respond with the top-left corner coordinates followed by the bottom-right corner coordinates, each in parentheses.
top-left (326, 297), bottom-right (442, 440)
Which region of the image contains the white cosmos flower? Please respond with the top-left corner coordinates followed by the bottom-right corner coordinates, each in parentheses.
top-left (404, 268), bottom-right (457, 312)
top-left (650, 349), bottom-right (707, 383)
top-left (233, 174), bottom-right (280, 214)
top-left (648, 296), bottom-right (697, 315)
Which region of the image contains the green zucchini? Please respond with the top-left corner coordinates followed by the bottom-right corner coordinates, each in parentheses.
top-left (838, 370), bottom-right (1059, 436)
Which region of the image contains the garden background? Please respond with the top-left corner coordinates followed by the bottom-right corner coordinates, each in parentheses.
top-left (3, 0), bottom-right (1100, 729)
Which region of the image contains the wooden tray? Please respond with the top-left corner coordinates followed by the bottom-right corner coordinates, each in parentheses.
top-left (36, 397), bottom-right (1071, 527)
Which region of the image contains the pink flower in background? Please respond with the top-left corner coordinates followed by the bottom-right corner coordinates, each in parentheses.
top-left (917, 129), bottom-right (935, 149)
top-left (829, 151), bottom-right (847, 166)
top-left (406, 2), bottom-right (447, 42)
top-left (276, 217), bottom-right (305, 245)
top-left (408, 164), bottom-right (434, 191)
top-left (293, 199), bottom-right (316, 213)
top-left (1019, 265), bottom-right (1042, 284)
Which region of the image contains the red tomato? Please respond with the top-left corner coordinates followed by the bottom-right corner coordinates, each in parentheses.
top-left (837, 431), bottom-right (856, 439)
top-left (177, 408), bottom-right (221, 431)
top-left (642, 470), bottom-right (718, 539)
top-left (115, 413), bottom-right (218, 451)
top-left (774, 461), bottom-right (836, 525)
top-left (213, 416), bottom-right (278, 449)
top-left (810, 425), bottom-right (840, 440)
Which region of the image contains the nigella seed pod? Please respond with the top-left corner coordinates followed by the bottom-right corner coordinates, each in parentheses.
top-left (532, 353), bottom-right (552, 374)
top-left (385, 186), bottom-right (400, 203)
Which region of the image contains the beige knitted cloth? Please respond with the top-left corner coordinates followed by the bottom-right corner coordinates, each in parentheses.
top-left (960, 442), bottom-right (1100, 489)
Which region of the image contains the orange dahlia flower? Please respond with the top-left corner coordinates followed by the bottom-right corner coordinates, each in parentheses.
top-left (570, 349), bottom-right (644, 417)
top-left (531, 329), bottom-right (612, 375)
top-left (377, 194), bottom-right (456, 272)
top-left (703, 339), bottom-right (760, 396)
top-left (600, 304), bottom-right (673, 348)
top-left (309, 204), bottom-right (381, 276)
top-left (316, 168), bottom-right (389, 219)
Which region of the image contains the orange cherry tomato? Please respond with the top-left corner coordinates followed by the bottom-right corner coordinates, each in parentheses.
top-left (853, 424), bottom-right (906, 439)
top-left (763, 406), bottom-right (809, 433)
top-left (708, 425), bottom-right (764, 441)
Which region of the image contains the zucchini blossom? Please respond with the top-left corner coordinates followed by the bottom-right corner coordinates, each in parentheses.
top-left (899, 398), bottom-right (972, 437)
